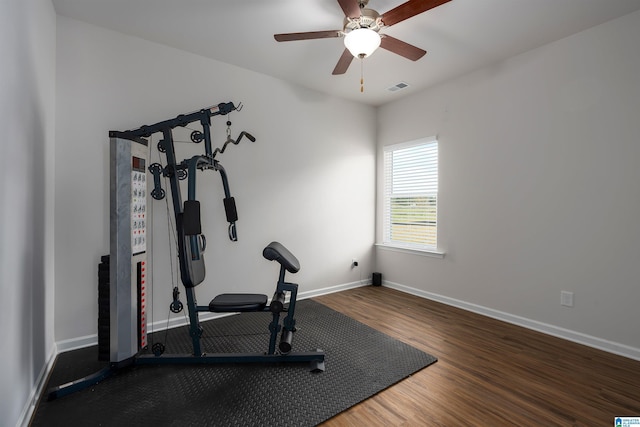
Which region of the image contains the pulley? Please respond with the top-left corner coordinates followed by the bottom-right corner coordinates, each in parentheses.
top-left (152, 342), bottom-right (165, 356)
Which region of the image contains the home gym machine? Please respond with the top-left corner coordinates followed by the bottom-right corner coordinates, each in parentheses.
top-left (48, 102), bottom-right (324, 400)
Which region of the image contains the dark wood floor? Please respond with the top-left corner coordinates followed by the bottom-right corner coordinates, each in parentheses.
top-left (314, 286), bottom-right (640, 426)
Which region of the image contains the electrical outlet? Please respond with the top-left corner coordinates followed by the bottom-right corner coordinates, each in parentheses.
top-left (561, 291), bottom-right (574, 307)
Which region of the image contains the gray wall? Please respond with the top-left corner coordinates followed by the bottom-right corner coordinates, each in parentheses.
top-left (376, 10), bottom-right (640, 358)
top-left (0, 0), bottom-right (56, 426)
top-left (54, 16), bottom-right (376, 345)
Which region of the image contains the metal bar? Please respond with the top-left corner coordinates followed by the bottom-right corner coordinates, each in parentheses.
top-left (136, 351), bottom-right (325, 365)
top-left (215, 163), bottom-right (233, 199)
top-left (267, 311), bottom-right (281, 355)
top-left (116, 102), bottom-right (236, 139)
top-left (46, 366), bottom-right (115, 401)
top-left (184, 287), bottom-right (202, 356)
top-left (281, 283), bottom-right (298, 332)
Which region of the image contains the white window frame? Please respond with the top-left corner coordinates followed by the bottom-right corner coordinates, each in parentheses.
top-left (379, 137), bottom-right (444, 258)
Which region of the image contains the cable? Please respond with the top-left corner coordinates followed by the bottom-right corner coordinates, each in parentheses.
top-left (147, 134), bottom-right (185, 350)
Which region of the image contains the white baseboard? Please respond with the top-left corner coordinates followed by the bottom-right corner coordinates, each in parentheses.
top-left (147, 311), bottom-right (236, 334)
top-left (383, 281), bottom-right (640, 362)
top-left (298, 279), bottom-right (370, 300)
top-left (56, 313), bottom-right (238, 354)
top-left (18, 346), bottom-right (57, 427)
top-left (56, 333), bottom-right (100, 353)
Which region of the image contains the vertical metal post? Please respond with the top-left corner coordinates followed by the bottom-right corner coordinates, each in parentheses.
top-left (160, 128), bottom-right (205, 355)
top-left (185, 287), bottom-right (203, 356)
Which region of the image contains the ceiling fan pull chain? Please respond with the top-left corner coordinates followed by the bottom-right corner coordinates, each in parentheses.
top-left (360, 57), bottom-right (364, 93)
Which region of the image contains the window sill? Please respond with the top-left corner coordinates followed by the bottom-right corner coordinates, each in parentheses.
top-left (375, 243), bottom-right (445, 259)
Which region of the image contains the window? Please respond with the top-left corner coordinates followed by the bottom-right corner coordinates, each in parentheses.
top-left (383, 138), bottom-right (438, 251)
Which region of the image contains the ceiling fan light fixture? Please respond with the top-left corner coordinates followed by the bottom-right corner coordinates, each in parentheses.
top-left (344, 28), bottom-right (381, 58)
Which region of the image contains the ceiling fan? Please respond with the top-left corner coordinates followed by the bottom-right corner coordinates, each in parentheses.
top-left (274, 0), bottom-right (452, 75)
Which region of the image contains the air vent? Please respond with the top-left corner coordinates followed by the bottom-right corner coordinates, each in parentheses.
top-left (387, 82), bottom-right (409, 92)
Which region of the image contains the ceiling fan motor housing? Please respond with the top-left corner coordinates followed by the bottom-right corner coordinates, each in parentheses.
top-left (343, 8), bottom-right (382, 34)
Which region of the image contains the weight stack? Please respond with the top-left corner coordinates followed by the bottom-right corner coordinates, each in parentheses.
top-left (98, 255), bottom-right (110, 361)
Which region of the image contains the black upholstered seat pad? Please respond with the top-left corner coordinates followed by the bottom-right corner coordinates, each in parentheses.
top-left (209, 293), bottom-right (267, 312)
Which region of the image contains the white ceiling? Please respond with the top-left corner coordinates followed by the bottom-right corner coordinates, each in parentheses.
top-left (52, 0), bottom-right (640, 106)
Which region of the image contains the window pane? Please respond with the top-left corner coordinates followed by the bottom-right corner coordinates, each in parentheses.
top-left (390, 196), bottom-right (437, 246)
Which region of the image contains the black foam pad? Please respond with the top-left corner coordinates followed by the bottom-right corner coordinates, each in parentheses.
top-left (223, 197), bottom-right (238, 223)
top-left (183, 200), bottom-right (201, 235)
top-left (262, 241), bottom-right (300, 274)
top-left (177, 213), bottom-right (205, 288)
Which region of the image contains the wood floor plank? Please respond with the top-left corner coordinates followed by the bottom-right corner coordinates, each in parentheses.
top-left (314, 286), bottom-right (640, 426)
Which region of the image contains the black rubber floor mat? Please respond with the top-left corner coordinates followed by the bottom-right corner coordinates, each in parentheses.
top-left (32, 299), bottom-right (437, 426)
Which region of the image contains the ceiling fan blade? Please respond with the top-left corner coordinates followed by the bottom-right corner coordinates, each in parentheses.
top-left (337, 0), bottom-right (361, 19)
top-left (274, 30), bottom-right (341, 42)
top-left (381, 0), bottom-right (451, 27)
top-left (380, 35), bottom-right (427, 61)
top-left (332, 48), bottom-right (354, 75)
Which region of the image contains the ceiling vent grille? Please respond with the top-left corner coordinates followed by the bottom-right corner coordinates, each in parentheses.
top-left (387, 82), bottom-right (409, 92)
